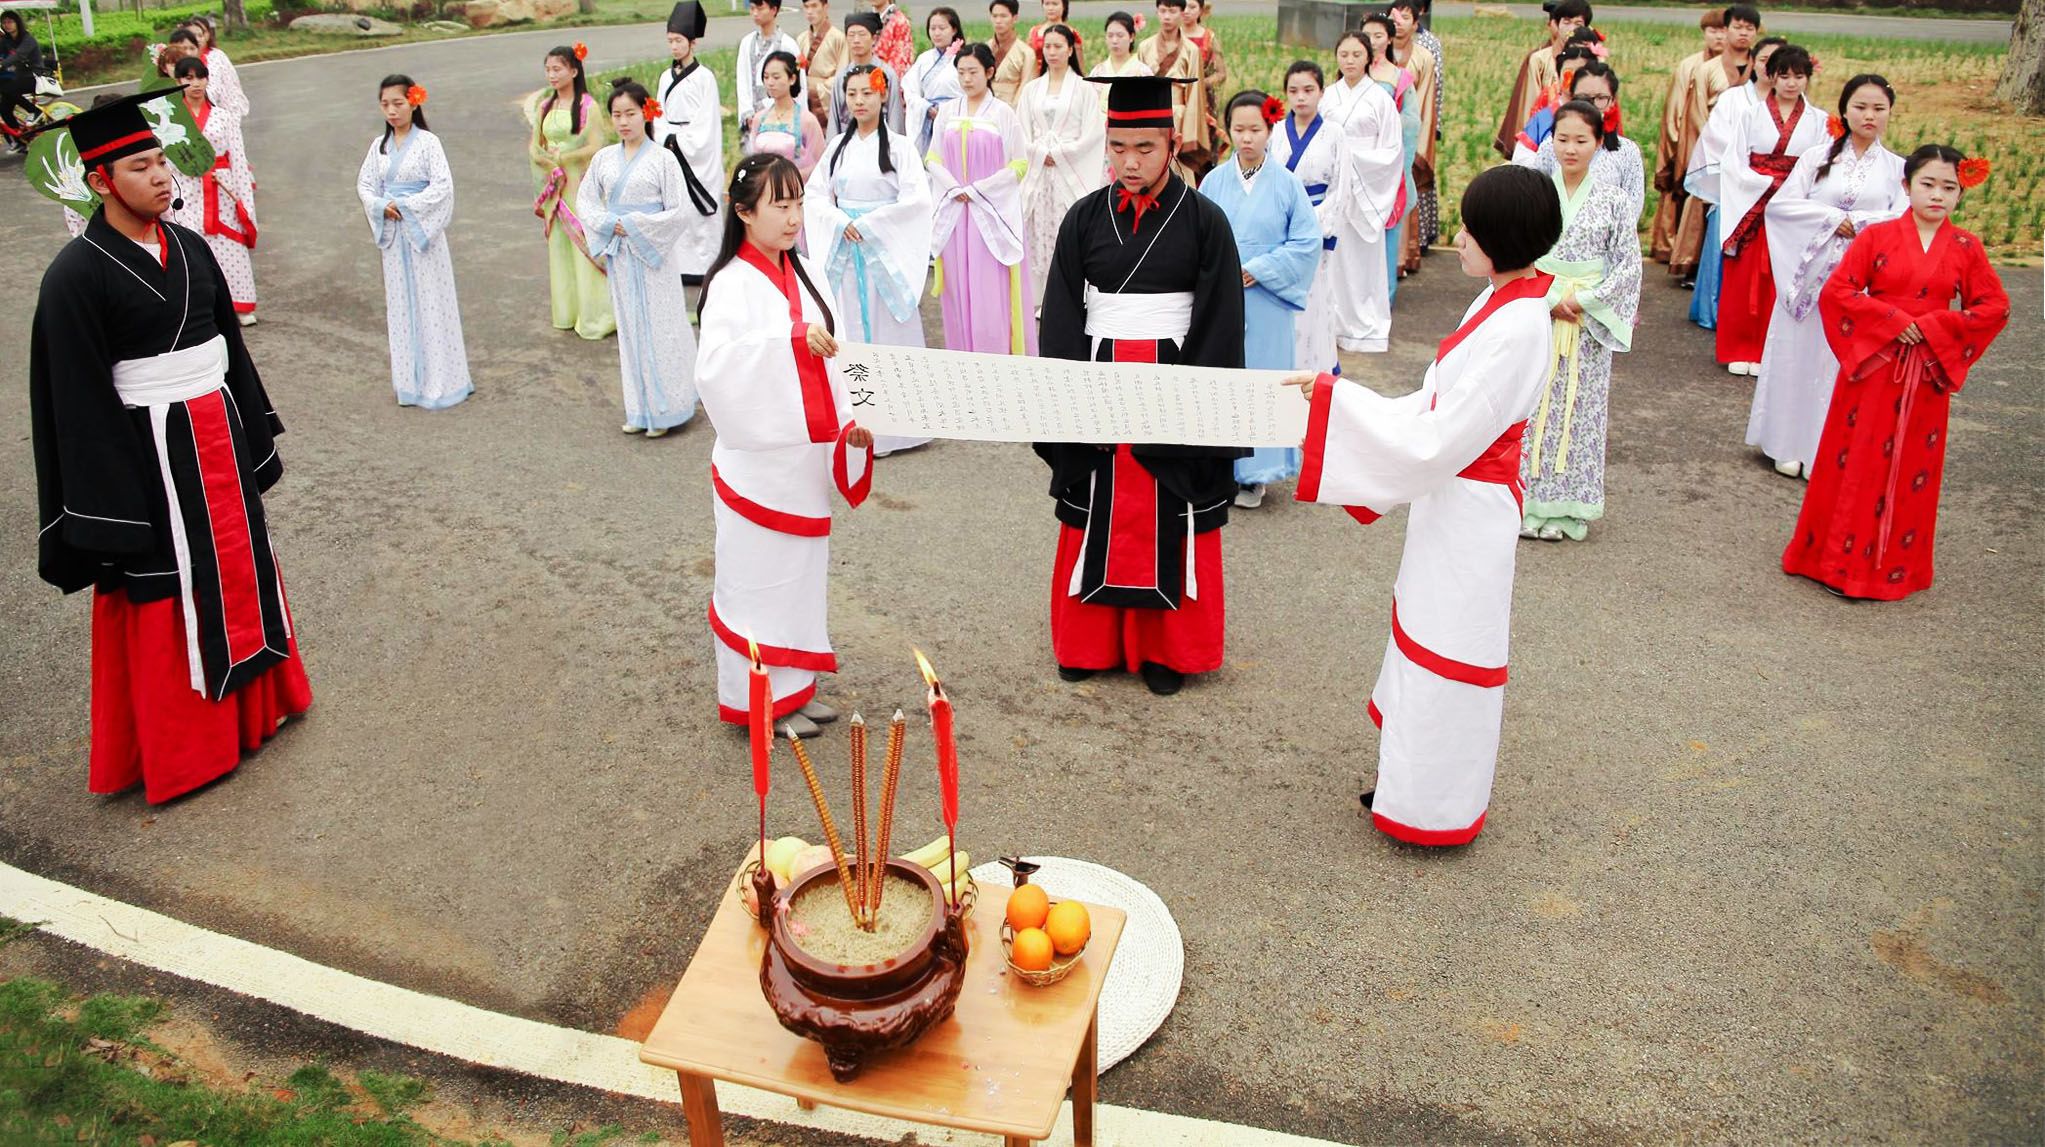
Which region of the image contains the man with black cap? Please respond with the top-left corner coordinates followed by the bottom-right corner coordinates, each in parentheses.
top-left (654, 1), bottom-right (724, 280)
top-left (1034, 74), bottom-right (1245, 698)
top-left (827, 9), bottom-right (903, 136)
top-left (28, 89), bottom-right (311, 804)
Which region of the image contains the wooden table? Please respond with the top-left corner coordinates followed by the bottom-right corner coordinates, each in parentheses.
top-left (640, 867), bottom-right (1124, 1146)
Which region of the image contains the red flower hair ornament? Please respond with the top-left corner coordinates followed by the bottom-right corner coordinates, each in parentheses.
top-left (1132, 11), bottom-right (1146, 29)
top-left (1956, 157), bottom-right (1990, 189)
top-left (406, 84), bottom-right (428, 107)
top-left (642, 96), bottom-right (663, 119)
top-left (573, 41), bottom-right (588, 61)
top-left (1826, 114), bottom-right (1845, 140)
top-left (867, 69), bottom-right (889, 96)
top-left (1261, 95), bottom-right (1284, 125)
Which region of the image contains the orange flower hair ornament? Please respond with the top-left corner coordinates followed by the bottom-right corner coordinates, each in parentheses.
top-left (1956, 157), bottom-right (1990, 189)
top-left (1260, 95), bottom-right (1284, 125)
top-left (406, 84), bottom-right (428, 107)
top-left (573, 41), bottom-right (588, 61)
top-left (642, 96), bottom-right (663, 119)
top-left (1808, 52), bottom-right (1821, 73)
top-left (866, 69), bottom-right (889, 96)
top-left (1826, 113), bottom-right (1845, 140)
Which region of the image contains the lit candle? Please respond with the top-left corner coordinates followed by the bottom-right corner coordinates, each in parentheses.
top-left (913, 649), bottom-right (960, 907)
top-left (748, 639), bottom-right (771, 853)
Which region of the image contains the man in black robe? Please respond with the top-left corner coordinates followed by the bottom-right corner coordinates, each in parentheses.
top-left (1035, 75), bottom-right (1245, 697)
top-left (29, 90), bottom-right (310, 804)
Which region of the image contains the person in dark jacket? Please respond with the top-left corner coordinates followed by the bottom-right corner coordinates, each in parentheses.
top-left (0, 8), bottom-right (44, 143)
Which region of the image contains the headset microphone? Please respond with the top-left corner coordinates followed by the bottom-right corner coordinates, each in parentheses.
top-left (171, 196), bottom-right (184, 211)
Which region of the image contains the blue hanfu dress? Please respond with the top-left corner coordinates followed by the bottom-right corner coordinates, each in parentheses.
top-left (1199, 154), bottom-right (1322, 487)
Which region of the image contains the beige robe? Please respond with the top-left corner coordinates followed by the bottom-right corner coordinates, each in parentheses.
top-left (1135, 31), bottom-right (1211, 178)
top-left (798, 24), bottom-right (847, 122)
top-left (990, 36), bottom-right (1035, 106)
top-left (1494, 44), bottom-right (1557, 158)
top-left (1669, 54), bottom-right (1736, 278)
top-left (1399, 43), bottom-right (1437, 268)
top-left (1649, 49), bottom-right (1711, 262)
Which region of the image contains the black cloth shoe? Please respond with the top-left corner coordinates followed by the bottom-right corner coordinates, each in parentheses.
top-left (1139, 662), bottom-right (1184, 696)
top-left (1056, 665), bottom-right (1097, 682)
top-left (1359, 790), bottom-right (1375, 811)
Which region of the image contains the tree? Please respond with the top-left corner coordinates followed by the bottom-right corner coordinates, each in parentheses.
top-left (1996, 0), bottom-right (2045, 114)
top-left (221, 0), bottom-right (250, 32)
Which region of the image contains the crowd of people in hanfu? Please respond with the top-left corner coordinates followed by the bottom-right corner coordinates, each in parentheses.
top-left (27, 0), bottom-right (2010, 846)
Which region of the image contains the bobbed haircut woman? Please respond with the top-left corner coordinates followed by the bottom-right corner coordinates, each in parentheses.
top-left (1460, 165), bottom-right (1562, 272)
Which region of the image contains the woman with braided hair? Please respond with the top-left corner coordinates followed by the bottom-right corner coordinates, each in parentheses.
top-left (699, 154), bottom-right (878, 736)
top-left (1745, 74), bottom-right (1906, 479)
top-left (806, 62), bottom-right (933, 454)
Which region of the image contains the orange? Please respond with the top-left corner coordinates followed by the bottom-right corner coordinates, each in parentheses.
top-left (1045, 901), bottom-right (1091, 956)
top-left (1011, 927), bottom-right (1055, 971)
top-left (1005, 883), bottom-right (1050, 931)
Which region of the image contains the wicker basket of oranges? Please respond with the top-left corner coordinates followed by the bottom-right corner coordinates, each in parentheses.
top-left (998, 880), bottom-right (1092, 987)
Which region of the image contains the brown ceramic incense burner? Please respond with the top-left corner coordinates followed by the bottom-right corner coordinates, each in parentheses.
top-left (757, 858), bottom-right (968, 1082)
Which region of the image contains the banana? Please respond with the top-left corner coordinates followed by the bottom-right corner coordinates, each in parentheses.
top-left (899, 835), bottom-right (951, 869)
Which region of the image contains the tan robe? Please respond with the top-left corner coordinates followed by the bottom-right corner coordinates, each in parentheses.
top-left (1494, 44), bottom-right (1557, 159)
top-left (991, 36), bottom-right (1035, 106)
top-left (1649, 49), bottom-right (1710, 262)
top-left (1669, 54), bottom-right (1736, 278)
top-left (798, 25), bottom-right (847, 122)
top-left (1136, 31), bottom-right (1210, 178)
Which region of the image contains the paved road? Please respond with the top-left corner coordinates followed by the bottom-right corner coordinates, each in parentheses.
top-left (1, 23), bottom-right (2040, 1146)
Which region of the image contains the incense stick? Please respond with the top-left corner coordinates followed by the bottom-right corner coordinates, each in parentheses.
top-left (849, 713), bottom-right (870, 930)
top-left (785, 725), bottom-right (862, 926)
top-left (872, 709), bottom-right (907, 921)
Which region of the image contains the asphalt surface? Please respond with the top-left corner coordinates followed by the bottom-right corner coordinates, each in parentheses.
top-left (2, 22), bottom-right (2041, 1146)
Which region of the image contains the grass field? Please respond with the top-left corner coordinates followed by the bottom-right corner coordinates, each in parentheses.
top-left (608, 12), bottom-right (2037, 259)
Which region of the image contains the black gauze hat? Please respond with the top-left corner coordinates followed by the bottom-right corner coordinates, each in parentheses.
top-left (66, 87), bottom-right (176, 166)
top-left (667, 1), bottom-right (707, 37)
top-left (1088, 74), bottom-right (1192, 129)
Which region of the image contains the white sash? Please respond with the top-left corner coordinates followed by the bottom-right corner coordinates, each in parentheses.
top-left (112, 335), bottom-right (229, 407)
top-left (1082, 288), bottom-right (1193, 341)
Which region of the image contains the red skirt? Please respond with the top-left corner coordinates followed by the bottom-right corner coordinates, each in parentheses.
top-left (90, 588), bottom-right (312, 804)
top-left (1050, 525), bottom-right (1225, 675)
top-left (1716, 233), bottom-right (1775, 365)
top-left (1782, 346), bottom-right (1951, 601)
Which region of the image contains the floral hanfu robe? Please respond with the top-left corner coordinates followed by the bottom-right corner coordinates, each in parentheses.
top-left (1520, 170), bottom-right (1641, 539)
top-left (1783, 218), bottom-right (2009, 601)
top-left (577, 139), bottom-right (701, 433)
top-left (356, 128), bottom-right (473, 409)
top-left (171, 100), bottom-right (257, 315)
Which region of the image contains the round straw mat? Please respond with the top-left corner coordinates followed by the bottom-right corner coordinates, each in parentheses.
top-left (968, 856), bottom-right (1182, 1072)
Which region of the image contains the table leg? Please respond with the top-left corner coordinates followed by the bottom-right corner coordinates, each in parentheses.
top-left (677, 1071), bottom-right (725, 1147)
top-left (1071, 1007), bottom-right (1098, 1147)
top-left (1002, 1138), bottom-right (1034, 1147)
top-left (796, 1098), bottom-right (817, 1111)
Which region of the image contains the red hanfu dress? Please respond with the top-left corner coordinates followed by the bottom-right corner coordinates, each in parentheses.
top-left (1714, 93), bottom-right (1826, 366)
top-left (1782, 217), bottom-right (2009, 600)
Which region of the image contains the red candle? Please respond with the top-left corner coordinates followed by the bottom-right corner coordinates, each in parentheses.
top-left (914, 649), bottom-right (960, 904)
top-left (748, 639), bottom-right (772, 847)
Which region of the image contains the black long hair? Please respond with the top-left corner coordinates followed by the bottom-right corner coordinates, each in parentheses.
top-left (1104, 10), bottom-right (1136, 39)
top-left (702, 154), bottom-right (835, 333)
top-left (1285, 59), bottom-right (1326, 92)
top-left (830, 65), bottom-right (894, 176)
top-left (609, 77), bottom-right (652, 113)
top-left (172, 55), bottom-right (208, 84)
top-left (0, 9), bottom-right (27, 41)
top-left (378, 73), bottom-right (430, 153)
top-left (1747, 35), bottom-right (1787, 83)
top-left (1036, 22), bottom-right (1083, 74)
top-left (1814, 73), bottom-right (1892, 184)
top-left (1902, 142), bottom-right (1966, 186)
top-left (1552, 98), bottom-right (1606, 152)
top-left (543, 45), bottom-right (590, 134)
top-left (763, 49), bottom-right (803, 98)
top-left (1336, 29), bottom-right (1375, 71)
top-left (926, 6), bottom-right (964, 46)
top-left (1568, 60), bottom-right (1621, 150)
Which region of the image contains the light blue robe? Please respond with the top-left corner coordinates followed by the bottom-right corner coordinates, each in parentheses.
top-left (1200, 156), bottom-right (1321, 486)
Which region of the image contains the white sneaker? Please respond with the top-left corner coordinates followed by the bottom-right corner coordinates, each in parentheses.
top-left (1773, 458), bottom-right (1802, 478)
top-left (1537, 525), bottom-right (1565, 542)
top-left (1519, 525), bottom-right (1540, 539)
top-left (645, 426), bottom-right (668, 439)
top-left (780, 712), bottom-right (821, 738)
top-left (622, 424), bottom-right (642, 433)
top-left (1233, 484), bottom-right (1266, 509)
top-left (237, 312), bottom-right (257, 328)
top-left (797, 700), bottom-right (838, 723)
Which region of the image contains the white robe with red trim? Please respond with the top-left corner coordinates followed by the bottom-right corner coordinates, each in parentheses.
top-left (1297, 275), bottom-right (1553, 844)
top-left (696, 245), bottom-right (873, 723)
